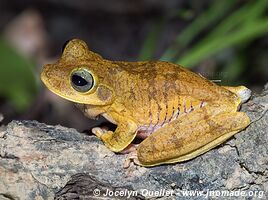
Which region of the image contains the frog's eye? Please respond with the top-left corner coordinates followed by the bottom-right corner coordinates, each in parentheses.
top-left (70, 69), bottom-right (94, 93)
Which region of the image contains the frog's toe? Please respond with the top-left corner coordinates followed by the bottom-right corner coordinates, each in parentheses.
top-left (123, 150), bottom-right (141, 168)
top-left (92, 127), bottom-right (108, 138)
top-left (120, 144), bottom-right (138, 154)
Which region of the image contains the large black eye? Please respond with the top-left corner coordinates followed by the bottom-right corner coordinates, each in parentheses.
top-left (71, 69), bottom-right (94, 92)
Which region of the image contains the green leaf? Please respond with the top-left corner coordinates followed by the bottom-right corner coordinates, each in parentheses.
top-left (206, 0), bottom-right (268, 40)
top-left (0, 38), bottom-right (38, 112)
top-left (161, 1), bottom-right (237, 61)
top-left (176, 18), bottom-right (268, 67)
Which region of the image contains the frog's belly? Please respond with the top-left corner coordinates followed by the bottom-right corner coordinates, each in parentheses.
top-left (137, 124), bottom-right (163, 139)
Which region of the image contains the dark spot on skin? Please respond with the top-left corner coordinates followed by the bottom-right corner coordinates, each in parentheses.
top-left (170, 133), bottom-right (183, 149)
top-left (108, 67), bottom-right (120, 75)
top-left (129, 87), bottom-right (137, 100)
top-left (97, 86), bottom-right (112, 101)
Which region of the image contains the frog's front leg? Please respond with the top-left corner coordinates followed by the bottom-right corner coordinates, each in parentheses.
top-left (92, 121), bottom-right (137, 152)
top-left (136, 103), bottom-right (250, 167)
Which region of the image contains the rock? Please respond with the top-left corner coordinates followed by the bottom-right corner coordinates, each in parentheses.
top-left (0, 84), bottom-right (267, 200)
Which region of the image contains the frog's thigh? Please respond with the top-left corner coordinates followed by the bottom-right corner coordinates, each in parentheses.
top-left (137, 110), bottom-right (250, 167)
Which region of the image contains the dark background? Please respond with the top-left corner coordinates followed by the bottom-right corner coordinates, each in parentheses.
top-left (0, 0), bottom-right (267, 131)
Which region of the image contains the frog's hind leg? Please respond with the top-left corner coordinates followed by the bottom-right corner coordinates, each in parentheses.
top-left (137, 104), bottom-right (250, 167)
top-left (223, 86), bottom-right (251, 103)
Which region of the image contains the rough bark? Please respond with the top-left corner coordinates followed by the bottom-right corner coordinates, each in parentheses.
top-left (0, 83), bottom-right (267, 200)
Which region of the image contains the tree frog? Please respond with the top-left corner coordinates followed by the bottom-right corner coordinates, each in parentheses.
top-left (41, 39), bottom-right (251, 167)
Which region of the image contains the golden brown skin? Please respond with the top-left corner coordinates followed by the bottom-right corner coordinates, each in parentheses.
top-left (41, 39), bottom-right (251, 167)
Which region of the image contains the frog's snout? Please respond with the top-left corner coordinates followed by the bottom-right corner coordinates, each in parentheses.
top-left (40, 64), bottom-right (52, 85)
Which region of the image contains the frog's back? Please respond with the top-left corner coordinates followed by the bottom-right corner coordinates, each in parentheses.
top-left (106, 60), bottom-right (238, 126)
top-left (110, 60), bottom-right (235, 102)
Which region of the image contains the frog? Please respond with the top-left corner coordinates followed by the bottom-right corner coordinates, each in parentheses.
top-left (41, 39), bottom-right (251, 167)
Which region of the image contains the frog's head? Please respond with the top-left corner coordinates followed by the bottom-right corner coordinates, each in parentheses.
top-left (41, 39), bottom-right (115, 105)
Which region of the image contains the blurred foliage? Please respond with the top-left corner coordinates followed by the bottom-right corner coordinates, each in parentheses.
top-left (139, 0), bottom-right (268, 83)
top-left (0, 38), bottom-right (38, 112)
